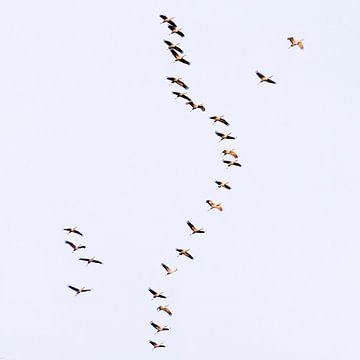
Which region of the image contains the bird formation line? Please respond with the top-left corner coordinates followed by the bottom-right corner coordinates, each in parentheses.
top-left (63, 227), bottom-right (103, 296)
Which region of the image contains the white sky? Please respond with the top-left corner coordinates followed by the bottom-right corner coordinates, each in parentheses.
top-left (1, 0), bottom-right (360, 359)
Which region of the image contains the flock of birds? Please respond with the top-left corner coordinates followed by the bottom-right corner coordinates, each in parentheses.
top-left (146, 14), bottom-right (304, 351)
top-left (63, 227), bottom-right (103, 296)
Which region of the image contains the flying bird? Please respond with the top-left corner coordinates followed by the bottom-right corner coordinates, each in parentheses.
top-left (150, 321), bottom-right (170, 334)
top-left (186, 101), bottom-right (206, 112)
top-left (166, 76), bottom-right (189, 89)
top-left (148, 288), bottom-right (167, 299)
top-left (206, 200), bottom-right (223, 212)
top-left (161, 263), bottom-right (178, 276)
top-left (163, 40), bottom-right (183, 53)
top-left (157, 305), bottom-right (173, 316)
top-left (222, 149), bottom-right (238, 159)
top-left (287, 36), bottom-right (304, 49)
top-left (159, 14), bottom-right (176, 27)
top-left (215, 131), bottom-right (236, 142)
top-left (172, 91), bottom-right (192, 101)
top-left (63, 227), bottom-right (83, 236)
top-left (256, 70), bottom-right (276, 84)
top-left (215, 180), bottom-right (231, 190)
top-left (68, 285), bottom-right (91, 296)
top-left (168, 25), bottom-right (184, 37)
top-left (170, 49), bottom-right (190, 65)
top-left (210, 115), bottom-right (229, 126)
top-left (223, 159), bottom-right (242, 168)
top-left (149, 340), bottom-right (166, 350)
top-left (186, 220), bottom-right (205, 235)
top-left (78, 257), bottom-right (103, 265)
top-left (176, 248), bottom-right (194, 259)
top-left (64, 240), bottom-right (86, 252)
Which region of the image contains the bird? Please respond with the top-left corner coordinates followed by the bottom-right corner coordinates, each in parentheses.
top-left (157, 305), bottom-right (173, 316)
top-left (176, 248), bottom-right (194, 259)
top-left (215, 180), bottom-right (231, 190)
top-left (78, 257), bottom-right (103, 265)
top-left (148, 288), bottom-right (167, 299)
top-left (170, 49), bottom-right (190, 65)
top-left (210, 115), bottom-right (229, 126)
top-left (215, 131), bottom-right (236, 142)
top-left (63, 227), bottom-right (83, 236)
top-left (186, 220), bottom-right (205, 235)
top-left (166, 76), bottom-right (189, 89)
top-left (163, 40), bottom-right (183, 53)
top-left (68, 285), bottom-right (91, 296)
top-left (150, 321), bottom-right (170, 334)
top-left (223, 159), bottom-right (242, 168)
top-left (161, 263), bottom-right (178, 275)
top-left (186, 101), bottom-right (206, 112)
top-left (172, 91), bottom-right (192, 101)
top-left (206, 200), bottom-right (223, 212)
top-left (159, 14), bottom-right (176, 27)
top-left (222, 149), bottom-right (238, 159)
top-left (149, 340), bottom-right (166, 350)
top-left (287, 36), bottom-right (304, 49)
top-left (255, 70), bottom-right (276, 84)
top-left (64, 240), bottom-right (86, 252)
top-left (168, 24), bottom-right (184, 37)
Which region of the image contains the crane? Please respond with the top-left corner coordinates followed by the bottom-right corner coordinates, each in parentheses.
top-left (215, 131), bottom-right (235, 142)
top-left (149, 340), bottom-right (166, 349)
top-left (150, 321), bottom-right (170, 334)
top-left (157, 305), bottom-right (173, 316)
top-left (159, 15), bottom-right (176, 27)
top-left (78, 257), bottom-right (103, 265)
top-left (161, 263), bottom-right (178, 275)
top-left (210, 115), bottom-right (229, 126)
top-left (288, 36), bottom-right (304, 49)
top-left (168, 24), bottom-right (184, 37)
top-left (215, 180), bottom-right (231, 190)
top-left (163, 40), bottom-right (183, 53)
top-left (172, 91), bottom-right (192, 101)
top-left (222, 149), bottom-right (238, 159)
top-left (166, 76), bottom-right (189, 89)
top-left (64, 240), bottom-right (86, 252)
top-left (186, 220), bottom-right (205, 235)
top-left (176, 248), bottom-right (194, 259)
top-left (206, 200), bottom-right (223, 212)
top-left (63, 227), bottom-right (83, 236)
top-left (148, 288), bottom-right (167, 299)
top-left (256, 70), bottom-right (276, 84)
top-left (186, 101), bottom-right (206, 112)
top-left (170, 49), bottom-right (190, 65)
top-left (68, 285), bottom-right (91, 296)
top-left (223, 159), bottom-right (242, 168)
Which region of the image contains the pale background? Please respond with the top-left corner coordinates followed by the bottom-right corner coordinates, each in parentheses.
top-left (1, 1), bottom-right (360, 359)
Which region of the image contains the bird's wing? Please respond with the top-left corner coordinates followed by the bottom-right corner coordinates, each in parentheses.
top-left (222, 119), bottom-right (230, 126)
top-left (170, 49), bottom-right (179, 58)
top-left (73, 229), bottom-right (83, 236)
top-left (78, 245), bottom-right (86, 249)
top-left (199, 105), bottom-right (205, 111)
top-left (82, 289), bottom-right (91, 292)
top-left (180, 58), bottom-right (190, 65)
top-left (149, 340), bottom-right (157, 346)
top-left (92, 260), bottom-right (103, 264)
top-left (168, 19), bottom-right (177, 27)
top-left (148, 288), bottom-right (156, 295)
top-left (267, 78), bottom-right (276, 84)
top-left (177, 31), bottom-right (185, 37)
top-left (160, 15), bottom-right (167, 20)
top-left (163, 40), bottom-right (172, 46)
top-left (68, 285), bottom-right (79, 292)
top-left (161, 263), bottom-right (171, 272)
top-left (206, 200), bottom-right (215, 206)
top-left (225, 184), bottom-right (231, 190)
top-left (287, 36), bottom-right (295, 44)
top-left (186, 101), bottom-right (194, 106)
top-left (215, 181), bottom-right (221, 186)
top-left (159, 294), bottom-right (167, 299)
top-left (178, 80), bottom-right (188, 89)
top-left (172, 91), bottom-right (180, 96)
top-left (65, 241), bottom-right (76, 250)
top-left (223, 160), bottom-right (231, 164)
top-left (215, 131), bottom-right (224, 137)
top-left (163, 307), bottom-right (172, 315)
top-left (174, 45), bottom-right (183, 54)
top-left (168, 24), bottom-right (175, 30)
top-left (209, 116), bottom-right (216, 120)
top-left (185, 252), bottom-right (194, 259)
top-left (182, 94), bottom-right (192, 101)
top-left (150, 321), bottom-right (160, 330)
top-left (186, 221), bottom-right (196, 231)
top-left (255, 71), bottom-right (265, 79)
top-left (227, 135), bottom-right (236, 140)
top-left (230, 151), bottom-right (238, 158)
top-left (167, 76), bottom-right (175, 82)
top-left (79, 258), bottom-right (89, 262)
top-left (234, 162), bottom-right (242, 167)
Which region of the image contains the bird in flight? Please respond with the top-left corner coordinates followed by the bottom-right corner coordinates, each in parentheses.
top-left (206, 200), bottom-right (223, 212)
top-left (159, 14), bottom-right (176, 27)
top-left (186, 101), bottom-right (206, 112)
top-left (222, 149), bottom-right (238, 159)
top-left (170, 49), bottom-right (190, 65)
top-left (150, 321), bottom-right (170, 334)
top-left (149, 340), bottom-right (166, 350)
top-left (215, 180), bottom-right (231, 190)
top-left (168, 24), bottom-right (184, 37)
top-left (148, 288), bottom-right (167, 299)
top-left (166, 76), bottom-right (189, 90)
top-left (68, 285), bottom-right (92, 296)
top-left (172, 91), bottom-right (192, 101)
top-left (215, 131), bottom-right (236, 142)
top-left (210, 115), bottom-right (229, 126)
top-left (287, 36), bottom-right (304, 49)
top-left (255, 70), bottom-right (276, 84)
top-left (223, 159), bottom-right (242, 168)
top-left (161, 263), bottom-right (178, 276)
top-left (63, 227), bottom-right (83, 236)
top-left (186, 220), bottom-right (205, 235)
top-left (157, 305), bottom-right (173, 316)
top-left (176, 248), bottom-right (194, 259)
top-left (163, 40), bottom-right (183, 53)
top-left (64, 240), bottom-right (86, 252)
top-left (78, 257), bottom-right (103, 265)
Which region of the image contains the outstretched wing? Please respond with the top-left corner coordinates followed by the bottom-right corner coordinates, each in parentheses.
top-left (65, 241), bottom-right (76, 250)
top-left (186, 221), bottom-right (196, 232)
